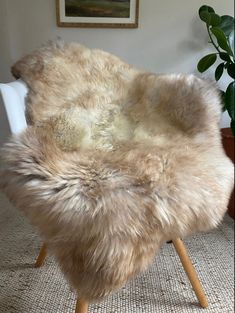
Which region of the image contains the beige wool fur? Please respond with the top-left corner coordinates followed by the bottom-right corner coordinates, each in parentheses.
top-left (1, 41), bottom-right (234, 301)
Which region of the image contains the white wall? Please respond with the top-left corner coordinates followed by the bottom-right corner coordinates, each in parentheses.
top-left (0, 0), bottom-right (233, 143)
top-left (0, 0), bottom-right (13, 82)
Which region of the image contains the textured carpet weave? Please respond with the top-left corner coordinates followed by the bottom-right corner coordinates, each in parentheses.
top-left (0, 192), bottom-right (234, 313)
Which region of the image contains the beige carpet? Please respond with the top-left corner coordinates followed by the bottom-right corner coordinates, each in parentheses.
top-left (0, 191), bottom-right (234, 313)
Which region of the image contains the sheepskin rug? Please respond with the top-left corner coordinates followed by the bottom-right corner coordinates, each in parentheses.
top-left (0, 41), bottom-right (234, 302)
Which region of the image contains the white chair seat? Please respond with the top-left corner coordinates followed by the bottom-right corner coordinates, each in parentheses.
top-left (0, 79), bottom-right (28, 134)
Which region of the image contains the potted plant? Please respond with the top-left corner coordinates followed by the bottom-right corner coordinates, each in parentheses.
top-left (197, 5), bottom-right (234, 218)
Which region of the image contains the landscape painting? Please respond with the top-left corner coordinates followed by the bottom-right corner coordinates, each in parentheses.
top-left (56, 0), bottom-right (139, 28)
top-left (65, 0), bottom-right (131, 18)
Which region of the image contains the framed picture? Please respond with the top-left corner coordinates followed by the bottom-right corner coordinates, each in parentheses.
top-left (56, 0), bottom-right (139, 28)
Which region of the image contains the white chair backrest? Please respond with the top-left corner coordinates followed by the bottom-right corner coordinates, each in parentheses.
top-left (0, 79), bottom-right (28, 135)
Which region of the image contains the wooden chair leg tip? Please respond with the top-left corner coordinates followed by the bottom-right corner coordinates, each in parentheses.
top-left (75, 298), bottom-right (89, 313)
top-left (35, 243), bottom-right (47, 268)
top-left (34, 261), bottom-right (43, 268)
top-left (200, 300), bottom-right (209, 309)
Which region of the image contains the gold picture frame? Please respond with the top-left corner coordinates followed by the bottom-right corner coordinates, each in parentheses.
top-left (56, 0), bottom-right (139, 28)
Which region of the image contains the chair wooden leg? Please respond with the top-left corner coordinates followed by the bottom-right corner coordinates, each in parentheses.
top-left (35, 243), bottom-right (47, 268)
top-left (172, 238), bottom-right (208, 308)
top-left (75, 298), bottom-right (89, 313)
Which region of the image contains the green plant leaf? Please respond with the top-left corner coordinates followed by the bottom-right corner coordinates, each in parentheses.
top-left (219, 52), bottom-right (232, 62)
top-left (197, 54), bottom-right (217, 72)
top-left (231, 119), bottom-right (235, 136)
top-left (215, 63), bottom-right (224, 81)
top-left (208, 13), bottom-right (221, 26)
top-left (227, 63), bottom-right (235, 79)
top-left (199, 12), bottom-right (221, 26)
top-left (199, 5), bottom-right (215, 15)
top-left (220, 90), bottom-right (226, 110)
top-left (199, 5), bottom-right (215, 23)
top-left (199, 11), bottom-right (211, 24)
top-left (211, 27), bottom-right (234, 56)
top-left (225, 82), bottom-right (235, 120)
top-left (220, 15), bottom-right (235, 37)
top-left (228, 30), bottom-right (234, 56)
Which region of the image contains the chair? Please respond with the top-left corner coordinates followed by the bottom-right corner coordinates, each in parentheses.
top-left (0, 79), bottom-right (208, 313)
top-left (0, 80), bottom-right (208, 313)
top-left (1, 42), bottom-right (233, 312)
top-left (0, 80), bottom-right (47, 268)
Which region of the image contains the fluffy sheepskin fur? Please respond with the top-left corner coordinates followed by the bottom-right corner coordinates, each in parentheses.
top-left (0, 41), bottom-right (234, 301)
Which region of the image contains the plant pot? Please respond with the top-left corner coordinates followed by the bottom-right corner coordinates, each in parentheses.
top-left (221, 128), bottom-right (234, 219)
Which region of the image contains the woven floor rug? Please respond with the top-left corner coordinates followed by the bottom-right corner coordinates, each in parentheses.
top-left (0, 191), bottom-right (234, 313)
